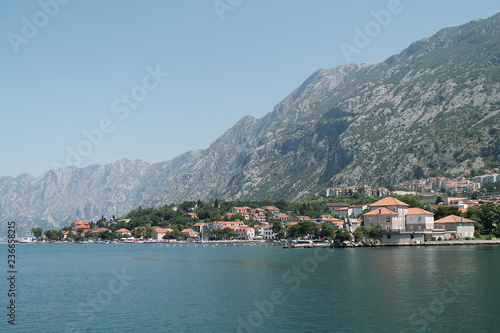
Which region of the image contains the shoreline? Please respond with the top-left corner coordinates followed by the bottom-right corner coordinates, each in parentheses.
top-left (5, 239), bottom-right (500, 248)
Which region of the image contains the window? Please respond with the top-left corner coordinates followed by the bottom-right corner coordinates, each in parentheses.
top-left (386, 226), bottom-right (391, 231)
top-left (387, 234), bottom-right (391, 239)
top-left (410, 226), bottom-right (413, 230)
top-left (385, 216), bottom-right (391, 223)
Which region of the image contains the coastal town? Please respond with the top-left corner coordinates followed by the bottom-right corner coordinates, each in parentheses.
top-left (20, 171), bottom-right (500, 247)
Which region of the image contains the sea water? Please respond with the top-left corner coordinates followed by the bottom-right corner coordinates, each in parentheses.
top-left (1, 243), bottom-right (499, 332)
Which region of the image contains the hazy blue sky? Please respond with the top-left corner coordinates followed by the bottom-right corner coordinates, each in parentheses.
top-left (1, 0), bottom-right (499, 177)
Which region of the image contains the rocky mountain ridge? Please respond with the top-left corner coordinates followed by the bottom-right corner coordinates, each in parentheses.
top-left (1, 12), bottom-right (499, 230)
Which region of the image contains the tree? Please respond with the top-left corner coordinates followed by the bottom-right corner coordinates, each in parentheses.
top-left (353, 226), bottom-right (367, 242)
top-left (398, 195), bottom-right (424, 208)
top-left (320, 223), bottom-right (335, 239)
top-left (99, 230), bottom-right (114, 241)
top-left (230, 213), bottom-right (244, 221)
top-left (334, 230), bottom-right (352, 242)
top-left (287, 224), bottom-right (300, 239)
top-left (44, 229), bottom-right (62, 241)
top-left (467, 203), bottom-right (500, 234)
top-left (244, 218), bottom-right (258, 227)
top-left (272, 221), bottom-right (283, 234)
top-left (298, 221), bottom-right (318, 239)
top-left (211, 228), bottom-right (237, 240)
top-left (367, 225), bottom-right (382, 240)
top-left (275, 199), bottom-right (288, 211)
top-left (31, 227), bottom-right (43, 238)
top-left (434, 206), bottom-right (461, 220)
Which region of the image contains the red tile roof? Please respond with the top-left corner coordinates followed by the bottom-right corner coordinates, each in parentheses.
top-left (434, 215), bottom-right (476, 224)
top-left (153, 227), bottom-right (173, 233)
top-left (364, 207), bottom-right (398, 215)
top-left (406, 208), bottom-right (434, 215)
top-left (370, 197), bottom-right (409, 207)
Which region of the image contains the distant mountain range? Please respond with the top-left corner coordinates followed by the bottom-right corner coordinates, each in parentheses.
top-left (2, 12), bottom-right (499, 231)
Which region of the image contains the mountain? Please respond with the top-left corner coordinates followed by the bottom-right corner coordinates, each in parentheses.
top-left (145, 12), bottom-right (500, 205)
top-left (0, 151), bottom-right (200, 232)
top-left (1, 12), bottom-right (499, 230)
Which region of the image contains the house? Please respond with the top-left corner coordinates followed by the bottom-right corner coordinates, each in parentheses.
top-left (251, 212), bottom-right (267, 223)
top-left (89, 228), bottom-right (109, 237)
top-left (325, 203), bottom-right (350, 211)
top-left (181, 228), bottom-right (199, 239)
top-left (231, 206), bottom-right (252, 214)
top-left (333, 207), bottom-right (353, 219)
top-left (363, 197), bottom-right (410, 231)
top-left (221, 225), bottom-right (239, 234)
top-left (262, 226), bottom-right (277, 240)
top-left (115, 228), bottom-right (132, 237)
top-left (74, 220), bottom-right (91, 233)
top-left (275, 214), bottom-right (289, 222)
top-left (351, 205), bottom-right (368, 217)
top-left (192, 223), bottom-right (206, 233)
top-left (325, 187), bottom-right (343, 197)
top-left (434, 215), bottom-right (476, 239)
top-left (262, 206), bottom-right (280, 214)
top-left (61, 230), bottom-right (77, 239)
top-left (184, 213), bottom-right (198, 219)
top-left (345, 218), bottom-right (361, 233)
top-left (203, 221), bottom-right (245, 236)
top-left (328, 219), bottom-right (344, 229)
top-left (151, 227), bottom-right (174, 241)
top-left (253, 225), bottom-right (266, 237)
top-left (235, 226), bottom-right (255, 240)
top-left (405, 208), bottom-right (435, 232)
top-left (295, 216), bottom-right (312, 221)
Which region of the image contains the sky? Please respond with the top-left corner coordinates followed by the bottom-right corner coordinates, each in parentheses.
top-left (1, 0), bottom-right (499, 178)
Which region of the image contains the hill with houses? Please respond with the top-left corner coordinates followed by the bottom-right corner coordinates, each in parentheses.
top-left (1, 12), bottom-right (500, 234)
top-left (26, 189), bottom-right (500, 245)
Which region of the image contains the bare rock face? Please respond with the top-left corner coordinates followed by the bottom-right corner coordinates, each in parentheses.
top-left (1, 12), bottom-right (500, 231)
top-left (0, 151), bottom-right (200, 231)
top-left (146, 13), bottom-right (500, 205)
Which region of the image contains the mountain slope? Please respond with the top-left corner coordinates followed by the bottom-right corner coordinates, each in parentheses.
top-left (0, 151), bottom-right (200, 231)
top-left (146, 12), bottom-right (500, 205)
top-left (1, 12), bottom-right (499, 231)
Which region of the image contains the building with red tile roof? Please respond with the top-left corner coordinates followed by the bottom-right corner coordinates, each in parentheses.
top-left (151, 227), bottom-right (174, 240)
top-left (434, 215), bottom-right (476, 238)
top-left (74, 220), bottom-right (91, 232)
top-left (115, 228), bottom-right (131, 236)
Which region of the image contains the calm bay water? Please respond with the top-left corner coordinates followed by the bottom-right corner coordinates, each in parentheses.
top-left (1, 243), bottom-right (499, 332)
